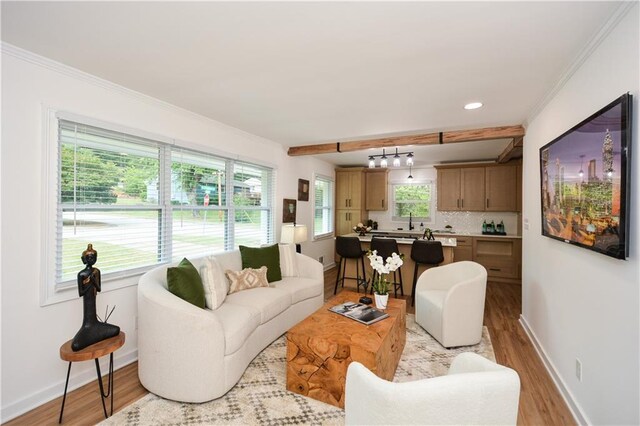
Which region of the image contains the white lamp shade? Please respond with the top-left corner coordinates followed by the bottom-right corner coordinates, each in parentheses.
top-left (280, 224), bottom-right (308, 244)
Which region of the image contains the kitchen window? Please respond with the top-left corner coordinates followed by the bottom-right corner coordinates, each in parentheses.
top-left (313, 175), bottom-right (334, 238)
top-left (392, 182), bottom-right (434, 223)
top-left (45, 114), bottom-right (274, 304)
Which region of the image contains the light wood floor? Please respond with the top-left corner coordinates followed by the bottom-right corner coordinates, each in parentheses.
top-left (6, 268), bottom-right (575, 426)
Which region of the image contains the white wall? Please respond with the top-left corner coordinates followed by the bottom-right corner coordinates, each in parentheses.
top-left (0, 46), bottom-right (334, 421)
top-left (522, 5), bottom-right (639, 424)
top-left (367, 166), bottom-right (520, 235)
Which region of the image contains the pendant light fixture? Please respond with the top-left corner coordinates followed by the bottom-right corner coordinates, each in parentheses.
top-left (366, 148), bottom-right (415, 168)
top-left (407, 165), bottom-right (414, 182)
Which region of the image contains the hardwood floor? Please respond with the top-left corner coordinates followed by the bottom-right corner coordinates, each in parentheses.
top-left (6, 268), bottom-right (574, 425)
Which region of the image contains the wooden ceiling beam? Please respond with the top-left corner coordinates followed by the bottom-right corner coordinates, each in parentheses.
top-left (497, 136), bottom-right (524, 163)
top-left (441, 125), bottom-right (525, 143)
top-left (287, 125), bottom-right (525, 156)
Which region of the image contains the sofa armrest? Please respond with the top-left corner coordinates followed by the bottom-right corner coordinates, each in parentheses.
top-left (295, 253), bottom-right (323, 282)
top-left (137, 272), bottom-right (227, 402)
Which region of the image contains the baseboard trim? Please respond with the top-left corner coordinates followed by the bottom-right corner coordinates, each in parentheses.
top-left (0, 349), bottom-right (138, 423)
top-left (323, 262), bottom-right (336, 272)
top-left (519, 315), bottom-right (589, 425)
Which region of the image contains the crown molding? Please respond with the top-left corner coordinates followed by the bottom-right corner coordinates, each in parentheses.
top-left (525, 2), bottom-right (637, 126)
top-left (0, 42), bottom-right (279, 147)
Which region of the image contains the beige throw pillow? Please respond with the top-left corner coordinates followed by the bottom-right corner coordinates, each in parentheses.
top-left (226, 266), bottom-right (269, 294)
top-left (200, 256), bottom-right (228, 310)
top-left (279, 243), bottom-right (299, 277)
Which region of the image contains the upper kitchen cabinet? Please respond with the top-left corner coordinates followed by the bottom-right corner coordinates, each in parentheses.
top-left (436, 163), bottom-right (520, 212)
top-left (436, 166), bottom-right (485, 211)
top-left (335, 168), bottom-right (365, 209)
top-left (485, 165), bottom-right (517, 212)
top-left (365, 168), bottom-right (389, 211)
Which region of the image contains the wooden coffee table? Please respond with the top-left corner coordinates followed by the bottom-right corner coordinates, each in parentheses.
top-left (286, 291), bottom-right (406, 408)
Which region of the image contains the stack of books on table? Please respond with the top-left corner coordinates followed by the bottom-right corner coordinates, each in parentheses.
top-left (329, 302), bottom-right (389, 325)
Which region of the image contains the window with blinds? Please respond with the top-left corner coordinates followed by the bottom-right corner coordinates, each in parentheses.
top-left (55, 118), bottom-right (275, 287)
top-left (314, 175), bottom-right (334, 238)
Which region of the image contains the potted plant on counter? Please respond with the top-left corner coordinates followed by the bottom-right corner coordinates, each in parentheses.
top-left (367, 250), bottom-right (404, 309)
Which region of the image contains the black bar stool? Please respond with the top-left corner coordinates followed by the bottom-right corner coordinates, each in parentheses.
top-left (369, 237), bottom-right (404, 298)
top-left (334, 236), bottom-right (368, 294)
top-left (410, 240), bottom-right (444, 306)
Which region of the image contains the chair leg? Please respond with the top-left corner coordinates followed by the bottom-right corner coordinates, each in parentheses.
top-left (334, 257), bottom-right (343, 295)
top-left (360, 256), bottom-right (368, 293)
top-left (412, 263), bottom-right (420, 307)
top-left (398, 267), bottom-right (404, 297)
top-left (393, 271), bottom-right (398, 298)
top-left (342, 258), bottom-right (348, 289)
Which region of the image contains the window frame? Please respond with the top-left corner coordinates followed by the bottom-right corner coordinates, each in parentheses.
top-left (41, 108), bottom-right (275, 306)
top-left (391, 180), bottom-right (436, 224)
top-left (312, 173), bottom-right (334, 240)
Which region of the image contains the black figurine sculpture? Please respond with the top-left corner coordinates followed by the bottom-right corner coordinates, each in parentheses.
top-left (71, 244), bottom-right (120, 351)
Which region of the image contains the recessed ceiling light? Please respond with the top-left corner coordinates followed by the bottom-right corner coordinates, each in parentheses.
top-left (464, 102), bottom-right (483, 110)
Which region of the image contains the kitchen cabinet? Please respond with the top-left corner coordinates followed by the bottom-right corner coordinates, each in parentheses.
top-left (485, 165), bottom-right (517, 212)
top-left (336, 168), bottom-right (364, 209)
top-left (436, 163), bottom-right (519, 212)
top-left (436, 167), bottom-right (485, 211)
top-left (452, 235), bottom-right (473, 262)
top-left (335, 210), bottom-right (365, 236)
top-left (472, 237), bottom-right (521, 281)
top-left (365, 169), bottom-right (389, 211)
top-left (335, 168), bottom-right (367, 236)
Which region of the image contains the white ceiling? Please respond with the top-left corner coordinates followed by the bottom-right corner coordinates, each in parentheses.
top-left (1, 1), bottom-right (622, 166)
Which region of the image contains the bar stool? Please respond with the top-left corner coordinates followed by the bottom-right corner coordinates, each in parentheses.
top-left (334, 236), bottom-right (368, 294)
top-left (369, 237), bottom-right (404, 298)
top-left (410, 240), bottom-right (444, 306)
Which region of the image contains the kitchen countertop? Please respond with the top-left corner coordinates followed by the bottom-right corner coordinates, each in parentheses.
top-left (345, 233), bottom-right (457, 247)
top-left (367, 229), bottom-right (522, 239)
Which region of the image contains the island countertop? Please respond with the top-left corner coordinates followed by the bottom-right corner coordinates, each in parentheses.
top-left (343, 232), bottom-right (457, 247)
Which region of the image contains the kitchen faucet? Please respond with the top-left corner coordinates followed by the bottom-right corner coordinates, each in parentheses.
top-left (409, 212), bottom-right (414, 230)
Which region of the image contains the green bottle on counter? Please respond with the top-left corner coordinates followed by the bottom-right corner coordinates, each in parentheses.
top-left (482, 220), bottom-right (487, 233)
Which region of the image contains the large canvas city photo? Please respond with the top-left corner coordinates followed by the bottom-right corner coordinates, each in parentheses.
top-left (540, 94), bottom-right (631, 260)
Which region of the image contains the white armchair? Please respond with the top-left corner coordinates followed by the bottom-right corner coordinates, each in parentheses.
top-left (345, 352), bottom-right (520, 425)
top-left (415, 261), bottom-right (487, 348)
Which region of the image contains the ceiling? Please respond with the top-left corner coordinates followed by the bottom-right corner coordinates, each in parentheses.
top-left (1, 1), bottom-right (622, 167)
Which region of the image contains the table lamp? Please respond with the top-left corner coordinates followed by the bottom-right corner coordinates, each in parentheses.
top-left (280, 224), bottom-right (308, 253)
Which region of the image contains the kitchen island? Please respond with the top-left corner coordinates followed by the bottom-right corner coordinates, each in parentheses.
top-left (337, 232), bottom-right (456, 296)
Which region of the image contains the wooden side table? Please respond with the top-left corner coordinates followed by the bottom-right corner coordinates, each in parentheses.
top-left (58, 332), bottom-right (125, 423)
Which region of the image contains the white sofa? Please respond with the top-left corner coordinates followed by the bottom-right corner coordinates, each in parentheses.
top-left (345, 352), bottom-right (520, 425)
top-left (415, 261), bottom-right (487, 348)
top-left (137, 249), bottom-right (324, 402)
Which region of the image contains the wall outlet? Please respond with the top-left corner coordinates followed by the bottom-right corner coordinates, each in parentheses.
top-left (318, 256), bottom-right (324, 264)
top-left (575, 358), bottom-right (582, 381)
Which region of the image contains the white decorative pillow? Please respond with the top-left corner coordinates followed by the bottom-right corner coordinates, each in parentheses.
top-left (279, 243), bottom-right (299, 277)
top-left (200, 256), bottom-right (228, 310)
top-left (226, 266), bottom-right (269, 294)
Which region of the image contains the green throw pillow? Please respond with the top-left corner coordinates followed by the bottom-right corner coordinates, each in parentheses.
top-left (167, 258), bottom-right (205, 308)
top-left (239, 244), bottom-right (282, 283)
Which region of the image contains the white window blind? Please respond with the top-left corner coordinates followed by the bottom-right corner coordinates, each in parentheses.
top-left (58, 120), bottom-right (163, 285)
top-left (314, 175), bottom-right (334, 238)
top-left (55, 118), bottom-right (276, 288)
top-left (232, 161), bottom-right (275, 247)
top-left (170, 148), bottom-right (228, 260)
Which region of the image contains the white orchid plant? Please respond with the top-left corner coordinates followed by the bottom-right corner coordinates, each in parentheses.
top-left (367, 250), bottom-right (404, 295)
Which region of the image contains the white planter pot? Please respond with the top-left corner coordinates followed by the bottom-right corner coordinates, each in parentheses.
top-left (375, 293), bottom-right (389, 310)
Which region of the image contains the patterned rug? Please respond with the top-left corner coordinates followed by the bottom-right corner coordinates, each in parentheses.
top-left (102, 315), bottom-right (494, 425)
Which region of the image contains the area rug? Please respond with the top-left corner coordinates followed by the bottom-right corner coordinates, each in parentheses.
top-left (102, 315), bottom-right (494, 425)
